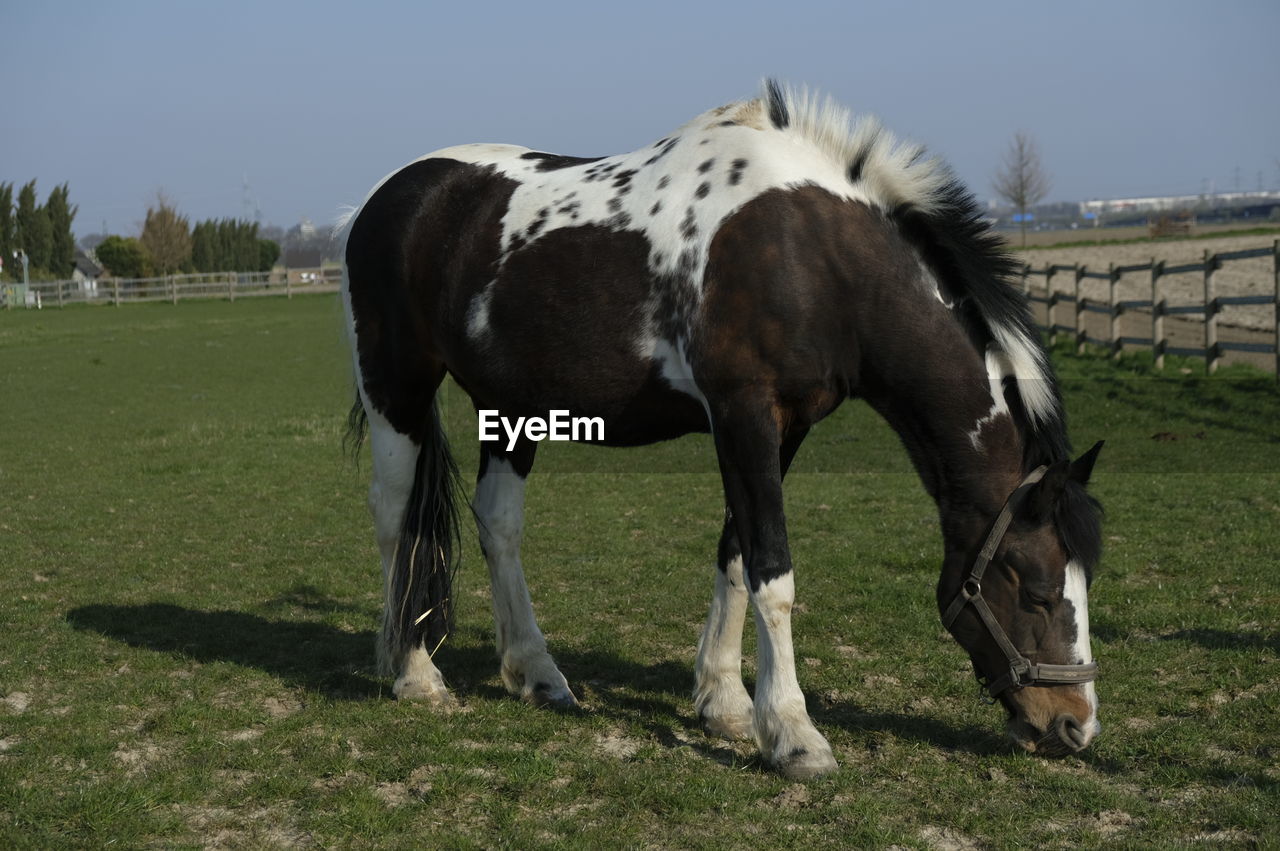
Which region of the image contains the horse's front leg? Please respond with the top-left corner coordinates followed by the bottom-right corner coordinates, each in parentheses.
top-left (712, 410), bottom-right (835, 780)
top-left (693, 516), bottom-right (754, 739)
top-left (473, 442), bottom-right (577, 708)
top-left (695, 429), bottom-right (811, 741)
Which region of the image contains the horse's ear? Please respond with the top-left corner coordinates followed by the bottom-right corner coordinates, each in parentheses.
top-left (1070, 440), bottom-right (1104, 486)
top-left (1025, 461), bottom-right (1070, 522)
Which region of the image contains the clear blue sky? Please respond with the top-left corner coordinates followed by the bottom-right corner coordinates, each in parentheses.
top-left (3, 0), bottom-right (1277, 238)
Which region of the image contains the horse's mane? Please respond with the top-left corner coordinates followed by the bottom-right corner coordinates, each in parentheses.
top-left (759, 80), bottom-right (1069, 471)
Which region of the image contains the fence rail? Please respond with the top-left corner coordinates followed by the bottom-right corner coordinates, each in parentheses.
top-left (1020, 239), bottom-right (1280, 378)
top-left (0, 266), bottom-right (341, 309)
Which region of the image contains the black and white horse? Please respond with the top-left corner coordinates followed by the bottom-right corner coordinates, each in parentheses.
top-left (339, 81), bottom-right (1104, 779)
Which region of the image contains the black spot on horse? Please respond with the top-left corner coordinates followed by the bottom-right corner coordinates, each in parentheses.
top-left (612, 169), bottom-right (636, 189)
top-left (558, 201), bottom-right (581, 217)
top-left (695, 182), bottom-right (711, 200)
top-left (719, 120), bottom-right (737, 127)
top-left (698, 158), bottom-right (715, 174)
top-left (680, 207), bottom-right (697, 240)
top-left (657, 176), bottom-right (670, 190)
top-left (650, 201), bottom-right (662, 216)
top-left (643, 137), bottom-right (680, 166)
top-left (729, 158), bottom-right (748, 186)
top-left (521, 152), bottom-right (605, 171)
top-left (607, 197), bottom-right (624, 214)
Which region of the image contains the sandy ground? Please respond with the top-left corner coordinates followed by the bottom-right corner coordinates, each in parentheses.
top-left (1004, 234), bottom-right (1278, 372)
top-left (1013, 235), bottom-right (1278, 332)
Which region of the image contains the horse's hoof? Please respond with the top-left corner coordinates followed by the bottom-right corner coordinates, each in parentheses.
top-left (525, 682), bottom-right (580, 710)
top-left (701, 712), bottom-right (753, 741)
top-left (774, 746), bottom-right (838, 781)
top-left (393, 680), bottom-right (458, 709)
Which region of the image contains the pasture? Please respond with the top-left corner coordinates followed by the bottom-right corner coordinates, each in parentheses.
top-left (1, 295), bottom-right (1277, 848)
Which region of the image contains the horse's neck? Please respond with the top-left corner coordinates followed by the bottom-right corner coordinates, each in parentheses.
top-left (860, 326), bottom-right (1026, 549)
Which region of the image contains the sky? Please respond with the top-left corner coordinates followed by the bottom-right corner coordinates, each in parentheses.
top-left (3, 0), bottom-right (1277, 239)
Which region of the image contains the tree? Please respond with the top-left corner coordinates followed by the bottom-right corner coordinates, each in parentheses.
top-left (992, 131), bottom-right (1051, 247)
top-left (0, 183), bottom-right (13, 281)
top-left (95, 235), bottom-right (150, 279)
top-left (257, 238), bottom-right (279, 272)
top-left (15, 180), bottom-right (53, 273)
top-left (140, 191), bottom-right (191, 275)
top-left (45, 183), bottom-right (78, 279)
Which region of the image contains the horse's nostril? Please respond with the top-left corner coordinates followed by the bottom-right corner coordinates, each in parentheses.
top-left (1054, 714), bottom-right (1090, 751)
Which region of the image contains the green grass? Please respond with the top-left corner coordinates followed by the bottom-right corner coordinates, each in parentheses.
top-left (1, 297), bottom-right (1277, 848)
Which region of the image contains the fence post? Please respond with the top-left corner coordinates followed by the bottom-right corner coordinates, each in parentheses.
top-left (170, 275), bottom-right (177, 305)
top-left (1109, 263), bottom-right (1121, 361)
top-left (1045, 266), bottom-right (1057, 344)
top-left (228, 273), bottom-right (236, 303)
top-left (113, 277), bottom-right (121, 307)
top-left (1151, 258), bottom-right (1165, 370)
top-left (1273, 238), bottom-right (1278, 382)
top-left (1204, 249), bottom-right (1219, 374)
top-left (286, 268), bottom-right (292, 299)
top-left (1075, 264), bottom-right (1087, 355)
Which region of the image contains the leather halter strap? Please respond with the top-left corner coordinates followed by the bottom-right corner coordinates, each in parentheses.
top-left (941, 466), bottom-right (1099, 698)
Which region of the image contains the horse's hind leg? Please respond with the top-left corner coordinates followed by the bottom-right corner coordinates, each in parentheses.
top-left (366, 410), bottom-right (454, 706)
top-left (473, 442), bottom-right (577, 708)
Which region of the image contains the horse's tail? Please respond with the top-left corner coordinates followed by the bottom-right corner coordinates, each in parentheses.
top-left (375, 398), bottom-right (464, 677)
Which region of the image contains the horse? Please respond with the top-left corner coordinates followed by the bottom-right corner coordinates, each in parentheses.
top-left (338, 80), bottom-right (1104, 780)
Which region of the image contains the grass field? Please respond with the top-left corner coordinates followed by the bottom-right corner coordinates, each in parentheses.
top-left (1, 296), bottom-right (1277, 848)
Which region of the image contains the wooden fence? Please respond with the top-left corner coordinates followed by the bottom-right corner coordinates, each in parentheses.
top-left (0, 266), bottom-right (341, 309)
top-left (1020, 240), bottom-right (1280, 377)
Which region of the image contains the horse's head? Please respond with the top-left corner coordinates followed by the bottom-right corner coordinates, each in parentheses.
top-left (939, 442), bottom-right (1104, 756)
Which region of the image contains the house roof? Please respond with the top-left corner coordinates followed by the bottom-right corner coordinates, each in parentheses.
top-left (74, 248), bottom-right (103, 278)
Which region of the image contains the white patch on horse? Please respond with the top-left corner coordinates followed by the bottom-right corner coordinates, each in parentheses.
top-left (1063, 560), bottom-right (1099, 727)
top-left (916, 256), bottom-right (953, 309)
top-left (989, 323), bottom-right (1056, 427)
top-left (466, 284), bottom-right (494, 341)
top-left (693, 554), bottom-right (754, 739)
top-left (967, 346), bottom-right (1013, 451)
top-left (749, 571), bottom-right (836, 777)
top-left (639, 335), bottom-right (710, 416)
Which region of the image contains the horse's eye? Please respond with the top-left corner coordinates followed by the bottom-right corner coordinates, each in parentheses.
top-left (1023, 589), bottom-right (1052, 609)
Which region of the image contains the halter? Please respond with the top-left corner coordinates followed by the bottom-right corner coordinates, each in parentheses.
top-left (941, 466), bottom-right (1099, 699)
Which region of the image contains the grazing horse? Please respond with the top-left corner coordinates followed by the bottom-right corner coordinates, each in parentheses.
top-left (339, 81), bottom-right (1104, 780)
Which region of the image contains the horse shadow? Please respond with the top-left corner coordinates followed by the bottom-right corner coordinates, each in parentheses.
top-left (68, 599), bottom-right (1014, 760)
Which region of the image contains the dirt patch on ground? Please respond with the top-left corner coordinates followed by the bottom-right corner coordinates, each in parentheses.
top-left (595, 729), bottom-right (644, 760)
top-left (919, 824), bottom-right (982, 850)
top-left (1, 692), bottom-right (30, 714)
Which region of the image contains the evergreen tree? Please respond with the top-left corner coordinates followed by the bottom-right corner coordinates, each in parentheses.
top-left (0, 183), bottom-right (13, 281)
top-left (45, 183), bottom-right (78, 279)
top-left (257, 238), bottom-right (280, 272)
top-left (15, 181), bottom-right (54, 273)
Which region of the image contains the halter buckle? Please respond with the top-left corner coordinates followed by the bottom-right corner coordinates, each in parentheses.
top-left (1010, 657), bottom-right (1035, 688)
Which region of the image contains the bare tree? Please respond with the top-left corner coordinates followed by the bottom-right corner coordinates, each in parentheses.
top-left (140, 191), bottom-right (192, 275)
top-left (993, 131), bottom-right (1051, 247)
